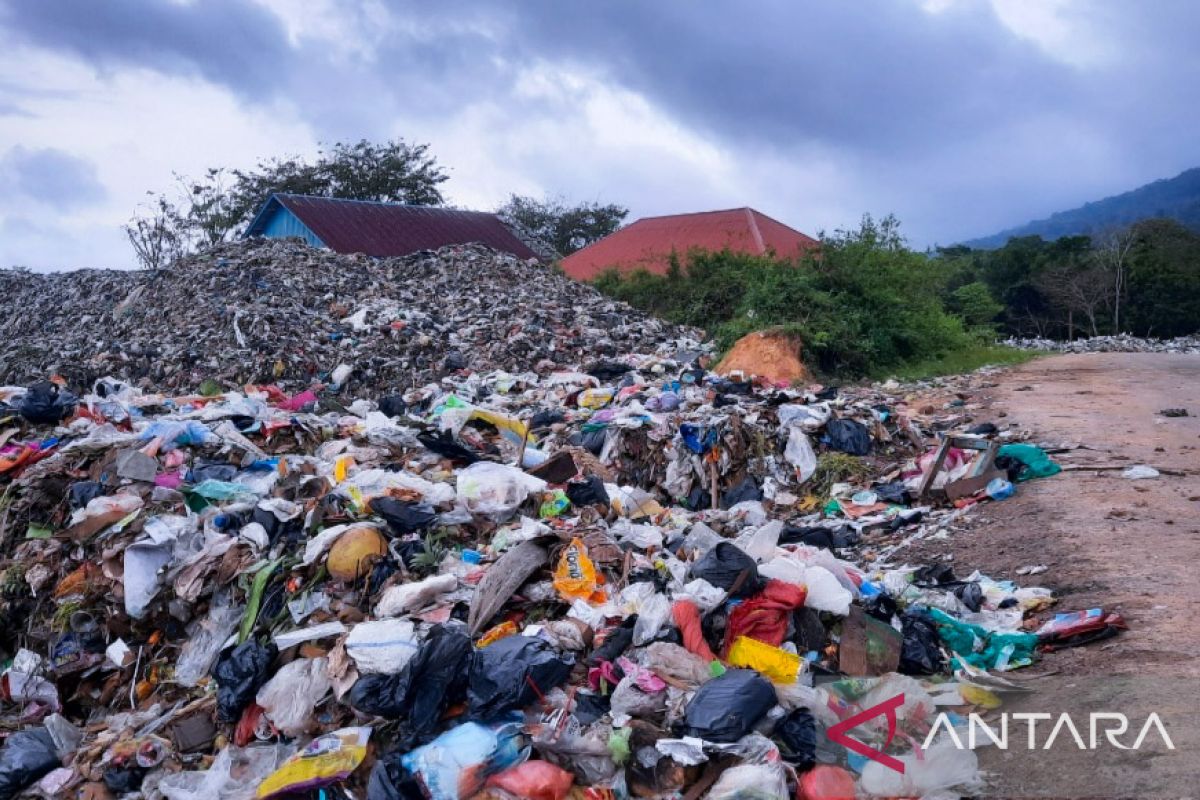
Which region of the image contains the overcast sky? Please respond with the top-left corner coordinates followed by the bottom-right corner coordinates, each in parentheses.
top-left (0, 0), bottom-right (1196, 270)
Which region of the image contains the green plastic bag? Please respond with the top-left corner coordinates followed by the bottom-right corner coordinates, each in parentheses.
top-left (927, 607), bottom-right (1038, 671)
top-left (997, 443), bottom-right (1061, 482)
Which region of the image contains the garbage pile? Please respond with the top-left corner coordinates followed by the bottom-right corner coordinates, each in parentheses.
top-left (0, 357), bottom-right (1119, 800)
top-left (1005, 334), bottom-right (1200, 354)
top-left (0, 240), bottom-right (702, 395)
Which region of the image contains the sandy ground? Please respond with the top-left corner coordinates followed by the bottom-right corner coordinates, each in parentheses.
top-left (902, 353), bottom-right (1200, 798)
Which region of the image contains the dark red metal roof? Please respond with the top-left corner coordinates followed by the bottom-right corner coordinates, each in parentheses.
top-left (269, 194), bottom-right (539, 260)
top-left (561, 207), bottom-right (818, 281)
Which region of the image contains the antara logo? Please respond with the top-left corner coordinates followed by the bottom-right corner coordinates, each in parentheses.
top-left (826, 693), bottom-right (1176, 775)
top-left (826, 693), bottom-right (907, 774)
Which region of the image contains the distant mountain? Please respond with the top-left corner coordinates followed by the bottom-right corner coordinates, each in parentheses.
top-left (963, 167), bottom-right (1200, 249)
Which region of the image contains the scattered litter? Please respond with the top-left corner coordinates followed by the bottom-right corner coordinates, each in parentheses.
top-left (0, 244), bottom-right (1106, 798)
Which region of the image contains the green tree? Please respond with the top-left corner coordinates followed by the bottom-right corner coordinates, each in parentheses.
top-left (496, 194), bottom-right (627, 256)
top-left (1124, 219), bottom-right (1200, 337)
top-left (948, 281), bottom-right (1003, 329)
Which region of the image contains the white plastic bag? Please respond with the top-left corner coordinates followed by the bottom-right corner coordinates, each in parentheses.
top-left (456, 462), bottom-right (547, 519)
top-left (707, 762), bottom-right (789, 799)
top-left (123, 541), bottom-right (173, 619)
top-left (784, 425), bottom-right (818, 483)
top-left (256, 657), bottom-right (331, 736)
top-left (734, 520), bottom-right (782, 563)
top-left (860, 735), bottom-right (980, 796)
top-left (375, 573), bottom-right (458, 617)
top-left (800, 565), bottom-right (853, 616)
top-left (174, 594), bottom-right (243, 687)
top-left (159, 744), bottom-right (294, 800)
top-left (345, 618), bottom-right (422, 674)
top-left (632, 592), bottom-right (672, 646)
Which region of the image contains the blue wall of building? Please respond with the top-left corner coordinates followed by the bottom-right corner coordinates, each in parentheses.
top-left (259, 206), bottom-right (325, 248)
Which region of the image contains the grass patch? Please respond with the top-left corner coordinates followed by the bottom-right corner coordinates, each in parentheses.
top-left (876, 344), bottom-right (1038, 382)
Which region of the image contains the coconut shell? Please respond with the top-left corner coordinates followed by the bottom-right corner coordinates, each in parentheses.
top-left (327, 525), bottom-right (387, 582)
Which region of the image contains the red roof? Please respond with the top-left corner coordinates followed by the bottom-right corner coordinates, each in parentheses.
top-left (263, 194), bottom-right (539, 260)
top-left (561, 207), bottom-right (818, 280)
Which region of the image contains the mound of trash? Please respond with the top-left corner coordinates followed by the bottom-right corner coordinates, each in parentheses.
top-left (0, 349), bottom-right (1123, 798)
top-left (0, 240), bottom-right (703, 395)
top-left (1006, 334), bottom-right (1200, 353)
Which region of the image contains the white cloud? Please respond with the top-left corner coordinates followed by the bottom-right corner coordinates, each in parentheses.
top-left (0, 37), bottom-right (316, 270)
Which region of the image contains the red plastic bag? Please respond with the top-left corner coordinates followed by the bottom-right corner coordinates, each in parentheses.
top-left (484, 759), bottom-right (574, 800)
top-left (722, 579), bottom-right (807, 656)
top-left (800, 765), bottom-right (855, 800)
top-left (1036, 608), bottom-right (1126, 650)
top-left (672, 599), bottom-right (717, 663)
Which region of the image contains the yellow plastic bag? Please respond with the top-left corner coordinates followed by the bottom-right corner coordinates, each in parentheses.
top-left (554, 538), bottom-right (607, 604)
top-left (257, 726), bottom-right (371, 799)
top-left (578, 388), bottom-right (615, 409)
top-left (727, 636), bottom-right (802, 684)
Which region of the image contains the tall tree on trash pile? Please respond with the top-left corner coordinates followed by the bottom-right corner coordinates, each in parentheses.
top-left (125, 139), bottom-right (448, 269)
top-left (496, 194), bottom-right (628, 256)
top-left (123, 194), bottom-right (187, 272)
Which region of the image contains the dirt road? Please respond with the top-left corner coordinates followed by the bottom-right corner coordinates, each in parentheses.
top-left (905, 353), bottom-right (1200, 797)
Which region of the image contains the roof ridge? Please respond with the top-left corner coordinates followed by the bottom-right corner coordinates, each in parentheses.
top-left (744, 207), bottom-right (765, 253)
top-left (275, 193), bottom-right (490, 215)
top-left (633, 207), bottom-right (753, 222)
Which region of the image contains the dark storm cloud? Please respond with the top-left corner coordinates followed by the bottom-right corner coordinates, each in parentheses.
top-left (0, 146), bottom-right (106, 208)
top-left (0, 0), bottom-right (295, 98)
top-left (355, 0), bottom-right (1075, 157)
top-left (1, 0), bottom-right (1197, 247)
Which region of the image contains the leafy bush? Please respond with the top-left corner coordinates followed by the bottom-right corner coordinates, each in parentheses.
top-left (595, 215), bottom-right (975, 377)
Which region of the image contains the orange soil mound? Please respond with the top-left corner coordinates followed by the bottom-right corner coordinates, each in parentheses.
top-left (715, 329), bottom-right (808, 384)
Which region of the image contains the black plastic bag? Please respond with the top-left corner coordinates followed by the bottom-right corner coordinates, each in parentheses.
top-left (188, 460), bottom-right (238, 483)
top-left (824, 418), bottom-right (871, 456)
top-left (899, 610), bottom-right (945, 675)
top-left (573, 692), bottom-right (611, 725)
top-left (720, 476), bottom-right (762, 509)
top-left (913, 564), bottom-right (956, 585)
top-left (443, 351), bottom-right (467, 371)
top-left (467, 635), bottom-right (573, 719)
top-left (68, 481), bottom-right (104, 510)
top-left (967, 422), bottom-right (998, 436)
top-left (585, 361), bottom-right (633, 382)
top-left (18, 382), bottom-right (77, 425)
top-left (779, 525), bottom-right (859, 550)
top-left (0, 727), bottom-right (59, 800)
top-left (378, 395), bottom-right (407, 418)
top-left (681, 669), bottom-right (775, 742)
top-left (529, 408), bottom-right (565, 430)
top-left (566, 476), bottom-right (609, 508)
top-left (684, 486), bottom-right (711, 511)
top-left (873, 482), bottom-right (912, 505)
top-left (775, 708), bottom-right (817, 767)
top-left (104, 767), bottom-right (145, 793)
top-left (589, 615), bottom-right (638, 665)
top-left (367, 752), bottom-right (426, 800)
top-left (954, 582), bottom-right (984, 613)
top-left (371, 497), bottom-right (437, 535)
top-left (792, 607), bottom-right (828, 653)
top-left (995, 455), bottom-right (1023, 483)
top-left (689, 542), bottom-right (765, 598)
top-left (861, 593), bottom-right (899, 624)
top-left (351, 625), bottom-right (472, 747)
top-left (576, 428), bottom-right (608, 457)
top-left (213, 641), bottom-right (277, 722)
top-left (417, 430), bottom-right (480, 464)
